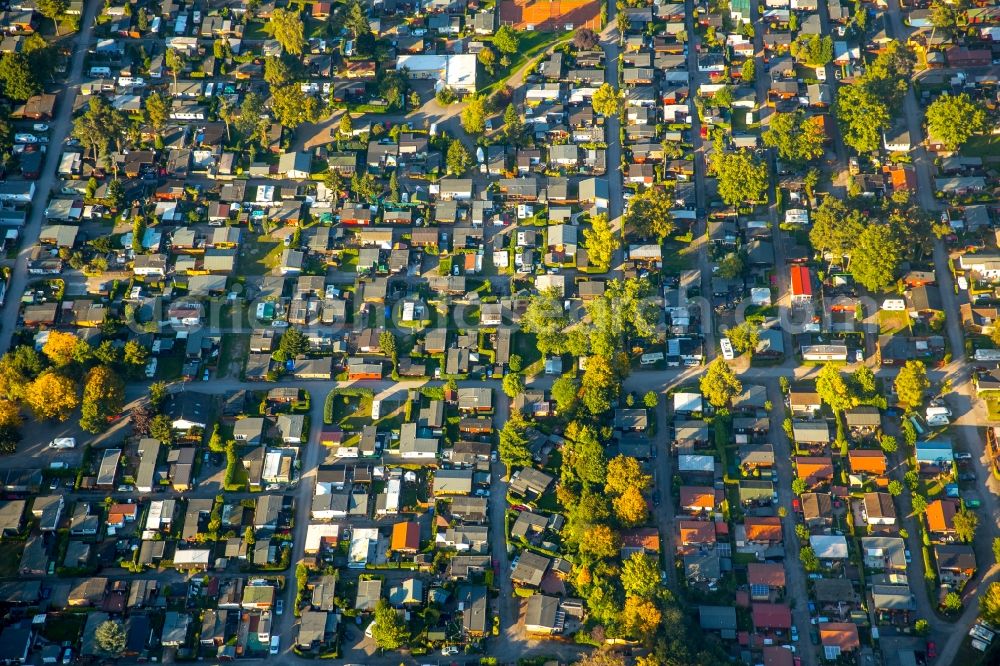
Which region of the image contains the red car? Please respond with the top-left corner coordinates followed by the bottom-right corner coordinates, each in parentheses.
top-left (927, 642), bottom-right (937, 659)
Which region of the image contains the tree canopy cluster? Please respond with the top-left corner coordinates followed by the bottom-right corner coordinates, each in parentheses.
top-left (836, 41), bottom-right (915, 153)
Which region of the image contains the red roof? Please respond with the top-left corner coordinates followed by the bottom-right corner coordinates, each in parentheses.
top-left (790, 265), bottom-right (812, 297)
top-left (752, 603), bottom-right (793, 630)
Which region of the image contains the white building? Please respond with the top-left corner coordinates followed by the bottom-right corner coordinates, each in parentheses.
top-left (396, 54), bottom-right (477, 93)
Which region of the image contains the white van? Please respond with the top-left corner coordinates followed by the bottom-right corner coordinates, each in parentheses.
top-left (269, 636), bottom-right (280, 655)
top-left (89, 66), bottom-right (111, 78)
top-left (49, 438), bottom-right (76, 449)
top-left (926, 405), bottom-right (951, 426)
top-left (720, 337), bottom-right (735, 360)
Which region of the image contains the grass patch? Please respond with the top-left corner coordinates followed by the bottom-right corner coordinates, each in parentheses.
top-left (986, 397), bottom-right (1000, 421)
top-left (42, 614), bottom-right (86, 643)
top-left (514, 331), bottom-right (543, 375)
top-left (0, 541), bottom-right (22, 576)
top-left (963, 134), bottom-right (1000, 158)
top-left (878, 310), bottom-right (911, 336)
top-left (237, 236), bottom-right (283, 275)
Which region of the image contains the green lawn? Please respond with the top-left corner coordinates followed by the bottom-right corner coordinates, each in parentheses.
top-left (878, 310), bottom-right (911, 336)
top-left (963, 134), bottom-right (1000, 158)
top-left (514, 331), bottom-right (543, 375)
top-left (0, 541), bottom-right (22, 577)
top-left (237, 237), bottom-right (283, 276)
top-left (42, 614), bottom-right (86, 643)
top-left (479, 31), bottom-right (571, 96)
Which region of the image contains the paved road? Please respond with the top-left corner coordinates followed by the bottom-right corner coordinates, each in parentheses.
top-left (768, 379), bottom-right (819, 666)
top-left (0, 1), bottom-right (98, 355)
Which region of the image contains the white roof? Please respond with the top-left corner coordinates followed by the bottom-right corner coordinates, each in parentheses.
top-left (174, 549), bottom-right (212, 564)
top-left (809, 534), bottom-right (849, 559)
top-left (396, 54), bottom-right (477, 90)
top-left (678, 454), bottom-right (715, 473)
top-left (305, 524), bottom-right (340, 553)
top-left (673, 392), bottom-right (703, 413)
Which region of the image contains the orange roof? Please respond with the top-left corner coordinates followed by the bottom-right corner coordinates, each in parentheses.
top-left (390, 521), bottom-right (420, 552)
top-left (927, 499), bottom-right (958, 533)
top-left (620, 527), bottom-right (661, 552)
top-left (848, 449), bottom-right (887, 475)
top-left (752, 603), bottom-right (792, 630)
top-left (795, 456), bottom-right (834, 485)
top-left (498, 0), bottom-right (602, 30)
top-left (745, 517), bottom-right (783, 543)
top-left (887, 165), bottom-right (917, 191)
top-left (747, 563), bottom-right (786, 588)
top-left (790, 266), bottom-right (812, 297)
top-left (678, 520), bottom-right (716, 545)
top-left (819, 622), bottom-right (860, 652)
top-left (762, 646), bottom-right (795, 666)
top-left (679, 486), bottom-right (718, 510)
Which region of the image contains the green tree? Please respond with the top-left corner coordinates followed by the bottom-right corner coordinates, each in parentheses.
top-left (131, 216), bottom-right (147, 254)
top-left (0, 53), bottom-right (40, 101)
top-left (502, 372), bottom-right (525, 398)
top-left (149, 413), bottom-right (173, 444)
top-left (713, 85), bottom-right (734, 108)
top-left (981, 583), bottom-right (1000, 631)
top-left (209, 423), bottom-right (225, 453)
top-left (94, 620), bottom-right (126, 656)
top-left (926, 92), bottom-right (988, 151)
top-left (388, 171), bottom-right (400, 203)
top-left (344, 0), bottom-right (372, 39)
top-left (929, 0), bottom-right (959, 37)
top-left (816, 363), bottom-right (857, 413)
top-left (271, 84), bottom-right (321, 128)
top-left (699, 358), bottom-right (742, 408)
top-left (643, 391), bottom-right (658, 409)
top-left (836, 82), bottom-right (890, 154)
top-left (503, 102), bottom-right (523, 144)
top-left (562, 421), bottom-right (606, 486)
top-left (73, 96), bottom-right (126, 161)
top-left (791, 34), bottom-right (833, 66)
top-left (714, 149), bottom-right (768, 205)
top-left (446, 139), bottom-right (472, 175)
top-left (621, 552), bottom-right (661, 600)
top-left (583, 213), bottom-right (619, 272)
top-left (894, 360), bottom-right (930, 411)
top-left (728, 320), bottom-right (760, 355)
top-left (911, 494), bottom-right (928, 515)
top-left (145, 91), bottom-right (170, 134)
top-left (269, 8), bottom-right (306, 55)
top-left (943, 591), bottom-right (962, 613)
top-left (521, 287), bottom-right (570, 355)
top-left (80, 365), bottom-right (125, 433)
top-left (165, 48), bottom-right (185, 94)
top-left (263, 55), bottom-right (293, 86)
top-left (477, 46), bottom-right (497, 74)
top-left (149, 381), bottom-right (168, 410)
top-left (371, 598), bottom-right (408, 649)
top-left (792, 478), bottom-right (807, 495)
top-left (624, 186), bottom-right (674, 239)
top-left (994, 537), bottom-right (1000, 564)
top-left (715, 252), bottom-right (744, 279)
top-left (494, 25), bottom-right (520, 54)
top-left (591, 82), bottom-right (622, 117)
top-left (276, 327), bottom-right (309, 360)
top-left (551, 376), bottom-right (579, 415)
top-left (123, 340), bottom-right (149, 371)
top-left (954, 507), bottom-right (978, 543)
top-left (762, 111), bottom-right (826, 164)
top-left (799, 546), bottom-right (820, 572)
top-left (808, 197), bottom-right (864, 263)
top-left (880, 435), bottom-right (898, 454)
top-left (741, 57), bottom-right (756, 83)
top-left (460, 96), bottom-right (487, 134)
top-left (887, 479), bottom-right (903, 496)
top-left (339, 113), bottom-right (353, 137)
top-left (37, 0), bottom-right (67, 20)
top-left (498, 410), bottom-right (533, 471)
top-left (850, 223), bottom-right (902, 292)
top-left (351, 172), bottom-right (380, 201)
